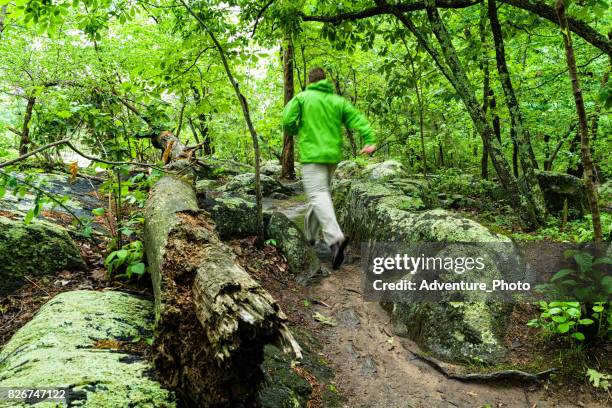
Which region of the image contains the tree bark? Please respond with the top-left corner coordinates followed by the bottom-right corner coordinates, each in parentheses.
top-left (18, 97), bottom-right (36, 155)
top-left (144, 176), bottom-right (301, 406)
top-left (281, 33), bottom-right (296, 179)
top-left (0, 5), bottom-right (6, 38)
top-left (555, 0), bottom-right (602, 242)
top-left (489, 0), bottom-right (547, 221)
top-left (479, 1), bottom-right (490, 180)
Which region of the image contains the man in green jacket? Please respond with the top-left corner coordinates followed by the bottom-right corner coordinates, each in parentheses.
top-left (282, 67), bottom-right (376, 269)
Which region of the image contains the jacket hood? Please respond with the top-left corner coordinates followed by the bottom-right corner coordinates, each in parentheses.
top-left (307, 79), bottom-right (334, 93)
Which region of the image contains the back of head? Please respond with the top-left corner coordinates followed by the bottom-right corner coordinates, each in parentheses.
top-left (308, 67), bottom-right (326, 84)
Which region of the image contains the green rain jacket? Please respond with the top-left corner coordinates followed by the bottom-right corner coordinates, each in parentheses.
top-left (282, 79), bottom-right (376, 164)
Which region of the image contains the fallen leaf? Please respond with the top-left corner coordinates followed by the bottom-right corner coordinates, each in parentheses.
top-left (313, 312), bottom-right (337, 326)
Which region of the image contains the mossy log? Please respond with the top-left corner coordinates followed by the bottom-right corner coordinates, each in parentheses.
top-left (144, 176), bottom-right (300, 407)
top-left (0, 290), bottom-right (176, 408)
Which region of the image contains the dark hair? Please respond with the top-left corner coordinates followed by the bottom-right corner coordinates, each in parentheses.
top-left (308, 67), bottom-right (326, 83)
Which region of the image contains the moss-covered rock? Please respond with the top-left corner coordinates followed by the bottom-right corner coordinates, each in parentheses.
top-left (332, 178), bottom-right (519, 364)
top-left (260, 335), bottom-right (340, 408)
top-left (266, 212), bottom-right (320, 284)
top-left (0, 216), bottom-right (86, 295)
top-left (220, 173), bottom-right (292, 197)
top-left (362, 160), bottom-right (406, 180)
top-left (535, 170), bottom-right (588, 217)
top-left (199, 193), bottom-right (259, 239)
top-left (334, 160), bottom-right (364, 180)
top-left (194, 178), bottom-right (219, 195)
top-left (260, 160), bottom-right (283, 177)
top-left (0, 290), bottom-right (177, 407)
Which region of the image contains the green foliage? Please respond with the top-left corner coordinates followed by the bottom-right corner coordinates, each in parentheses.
top-left (264, 238), bottom-right (277, 247)
top-left (536, 251), bottom-right (612, 302)
top-left (586, 368), bottom-right (611, 391)
top-left (512, 213), bottom-right (612, 243)
top-left (528, 301), bottom-right (594, 342)
top-left (528, 301), bottom-right (611, 343)
top-left (104, 240), bottom-right (147, 280)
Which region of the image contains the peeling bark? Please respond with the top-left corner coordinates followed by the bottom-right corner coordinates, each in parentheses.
top-left (144, 176), bottom-right (301, 406)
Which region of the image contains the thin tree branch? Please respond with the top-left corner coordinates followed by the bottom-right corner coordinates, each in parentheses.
top-left (0, 139), bottom-right (164, 170)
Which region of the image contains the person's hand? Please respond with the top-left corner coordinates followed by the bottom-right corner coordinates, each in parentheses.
top-left (361, 145), bottom-right (376, 155)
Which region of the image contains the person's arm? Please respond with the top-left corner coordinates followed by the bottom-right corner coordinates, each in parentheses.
top-left (282, 96), bottom-right (301, 135)
top-left (342, 100), bottom-right (377, 153)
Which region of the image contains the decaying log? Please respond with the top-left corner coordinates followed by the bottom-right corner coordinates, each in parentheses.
top-left (144, 176), bottom-right (300, 407)
top-left (152, 131), bottom-right (188, 164)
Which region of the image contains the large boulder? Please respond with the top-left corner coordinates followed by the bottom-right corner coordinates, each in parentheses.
top-left (265, 212), bottom-right (320, 284)
top-left (333, 178), bottom-right (521, 364)
top-left (0, 216), bottom-right (86, 295)
top-left (0, 173), bottom-right (102, 219)
top-left (199, 193), bottom-right (258, 239)
top-left (535, 170), bottom-right (588, 217)
top-left (361, 160), bottom-right (406, 180)
top-left (335, 160), bottom-right (364, 180)
top-left (260, 160), bottom-right (283, 176)
top-left (598, 179), bottom-right (611, 209)
top-left (0, 290), bottom-right (177, 407)
top-left (221, 173), bottom-right (292, 198)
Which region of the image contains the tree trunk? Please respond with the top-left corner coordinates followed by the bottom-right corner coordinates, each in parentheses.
top-left (479, 2), bottom-right (490, 180)
top-left (144, 176), bottom-right (301, 406)
top-left (383, 0), bottom-right (539, 228)
top-left (0, 5), bottom-right (6, 38)
top-left (281, 33), bottom-right (296, 179)
top-left (151, 131), bottom-right (187, 164)
top-left (555, 0), bottom-right (602, 242)
top-left (489, 0), bottom-right (547, 221)
top-left (18, 97), bottom-right (36, 155)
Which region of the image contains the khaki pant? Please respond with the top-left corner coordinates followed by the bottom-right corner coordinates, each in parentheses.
top-left (302, 163), bottom-right (345, 246)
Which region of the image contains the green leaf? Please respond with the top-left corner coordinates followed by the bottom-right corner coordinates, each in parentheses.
top-left (578, 318), bottom-right (594, 325)
top-left (557, 323), bottom-right (570, 333)
top-left (128, 262), bottom-right (146, 276)
top-left (92, 207), bottom-right (106, 216)
top-left (550, 269), bottom-right (574, 282)
top-left (571, 332), bottom-right (585, 341)
top-left (552, 316), bottom-right (567, 323)
top-left (114, 249), bottom-right (129, 263)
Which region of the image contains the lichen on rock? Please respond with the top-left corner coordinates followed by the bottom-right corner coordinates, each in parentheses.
top-left (332, 175), bottom-right (519, 364)
top-left (0, 216), bottom-right (86, 295)
top-left (0, 290), bottom-right (177, 408)
top-left (220, 173), bottom-right (292, 197)
top-left (265, 212), bottom-right (320, 284)
top-left (362, 160), bottom-right (406, 180)
top-left (200, 192), bottom-right (259, 239)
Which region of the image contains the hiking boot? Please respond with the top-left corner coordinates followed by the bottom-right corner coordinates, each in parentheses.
top-left (330, 238), bottom-right (350, 270)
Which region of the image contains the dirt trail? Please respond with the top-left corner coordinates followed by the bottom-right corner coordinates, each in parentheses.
top-left (265, 196), bottom-right (600, 408)
top-left (306, 254), bottom-right (587, 408)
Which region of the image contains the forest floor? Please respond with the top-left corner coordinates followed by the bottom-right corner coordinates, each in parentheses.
top-left (1, 181), bottom-right (609, 408)
top-left (250, 196), bottom-right (610, 408)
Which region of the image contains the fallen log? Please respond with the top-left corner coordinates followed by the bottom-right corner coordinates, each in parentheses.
top-left (144, 176), bottom-right (300, 407)
top-left (0, 290), bottom-right (177, 407)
